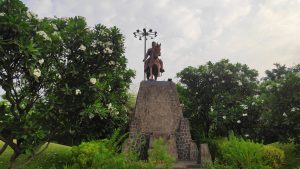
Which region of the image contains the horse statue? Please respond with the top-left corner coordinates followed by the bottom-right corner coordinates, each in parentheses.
top-left (143, 42), bottom-right (163, 80)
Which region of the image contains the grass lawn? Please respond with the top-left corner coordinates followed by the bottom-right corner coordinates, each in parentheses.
top-left (0, 141), bottom-right (72, 169)
top-left (271, 143), bottom-right (300, 169)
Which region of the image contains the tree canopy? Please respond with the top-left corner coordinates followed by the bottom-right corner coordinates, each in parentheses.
top-left (0, 0), bottom-right (135, 167)
top-left (177, 59), bottom-right (300, 145)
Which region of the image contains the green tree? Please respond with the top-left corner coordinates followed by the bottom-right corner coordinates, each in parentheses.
top-left (177, 59), bottom-right (260, 142)
top-left (259, 64), bottom-right (300, 144)
top-left (0, 0), bottom-right (134, 168)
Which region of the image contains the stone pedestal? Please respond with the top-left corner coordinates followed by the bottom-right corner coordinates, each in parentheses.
top-left (124, 81), bottom-right (199, 161)
top-left (199, 144), bottom-right (212, 165)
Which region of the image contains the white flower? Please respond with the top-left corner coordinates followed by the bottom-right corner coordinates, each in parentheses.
top-left (52, 31), bottom-right (59, 36)
top-left (238, 81), bottom-right (242, 86)
top-left (221, 80), bottom-right (225, 83)
top-left (105, 41), bottom-right (113, 47)
top-left (26, 11), bottom-right (37, 19)
top-left (237, 120), bottom-right (241, 124)
top-left (0, 12), bottom-right (5, 16)
top-left (62, 17), bottom-right (70, 21)
top-left (104, 47), bottom-right (113, 54)
top-left (210, 106), bottom-right (214, 112)
top-left (283, 113), bottom-right (287, 117)
top-left (38, 59), bottom-right (44, 65)
top-left (26, 11), bottom-right (32, 18)
top-left (52, 24), bottom-right (58, 30)
top-left (93, 50), bottom-right (100, 55)
top-left (291, 107), bottom-right (298, 112)
top-left (88, 113), bottom-right (94, 119)
top-left (75, 89), bottom-right (81, 95)
top-left (276, 83), bottom-right (282, 88)
top-left (33, 69), bottom-right (41, 78)
top-left (65, 48), bottom-right (71, 54)
top-left (91, 43), bottom-right (97, 48)
top-left (4, 101), bottom-right (11, 107)
top-left (242, 113), bottom-right (248, 117)
top-left (180, 103), bottom-right (184, 107)
top-left (266, 85), bottom-right (272, 90)
top-left (108, 85), bottom-right (111, 91)
top-left (245, 134), bottom-right (249, 137)
top-left (36, 31), bottom-right (51, 41)
top-left (98, 41), bottom-right (103, 46)
top-left (107, 103), bottom-right (113, 110)
top-left (57, 73), bottom-right (61, 79)
top-left (240, 104), bottom-right (248, 110)
top-left (109, 61), bottom-right (115, 65)
top-left (222, 116), bottom-right (226, 119)
top-left (79, 44), bottom-right (86, 51)
top-left (90, 78), bottom-right (97, 85)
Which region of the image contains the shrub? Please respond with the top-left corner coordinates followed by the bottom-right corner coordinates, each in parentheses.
top-left (262, 145), bottom-right (285, 169)
top-left (65, 130), bottom-right (144, 169)
top-left (218, 133), bottom-right (268, 169)
top-left (148, 138), bottom-right (175, 169)
top-left (65, 132), bottom-right (175, 169)
top-left (207, 138), bottom-right (227, 161)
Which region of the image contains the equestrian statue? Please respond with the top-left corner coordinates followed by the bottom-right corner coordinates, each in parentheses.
top-left (143, 41), bottom-right (164, 80)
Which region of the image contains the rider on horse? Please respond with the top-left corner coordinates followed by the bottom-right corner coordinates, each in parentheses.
top-left (143, 41), bottom-right (164, 80)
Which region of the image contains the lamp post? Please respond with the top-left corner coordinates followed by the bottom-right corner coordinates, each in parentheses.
top-left (133, 28), bottom-right (157, 80)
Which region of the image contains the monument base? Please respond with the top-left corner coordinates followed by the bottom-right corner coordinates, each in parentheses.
top-left (124, 81), bottom-right (200, 163)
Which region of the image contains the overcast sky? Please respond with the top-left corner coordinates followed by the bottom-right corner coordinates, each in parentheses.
top-left (1, 0), bottom-right (300, 95)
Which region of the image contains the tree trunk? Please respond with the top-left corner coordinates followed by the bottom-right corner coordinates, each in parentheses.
top-left (0, 143), bottom-right (8, 155)
top-left (204, 121), bottom-right (210, 138)
top-left (8, 151), bottom-right (20, 169)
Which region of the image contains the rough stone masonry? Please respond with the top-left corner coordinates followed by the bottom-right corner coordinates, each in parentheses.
top-left (123, 81), bottom-right (198, 161)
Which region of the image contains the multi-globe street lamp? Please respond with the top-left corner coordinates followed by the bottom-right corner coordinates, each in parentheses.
top-left (133, 28), bottom-right (157, 80)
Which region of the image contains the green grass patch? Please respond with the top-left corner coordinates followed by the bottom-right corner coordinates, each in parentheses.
top-left (271, 143), bottom-right (300, 169)
top-left (0, 141), bottom-right (72, 169)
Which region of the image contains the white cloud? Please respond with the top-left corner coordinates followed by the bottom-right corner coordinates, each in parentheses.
top-left (15, 0), bottom-right (299, 93)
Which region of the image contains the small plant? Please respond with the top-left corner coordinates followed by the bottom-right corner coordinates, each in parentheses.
top-left (262, 145), bottom-right (285, 169)
top-left (148, 138), bottom-right (175, 169)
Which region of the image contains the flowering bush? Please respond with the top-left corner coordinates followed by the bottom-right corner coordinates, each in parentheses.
top-left (176, 59), bottom-right (260, 141)
top-left (259, 64), bottom-right (300, 144)
top-left (0, 0), bottom-right (134, 167)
